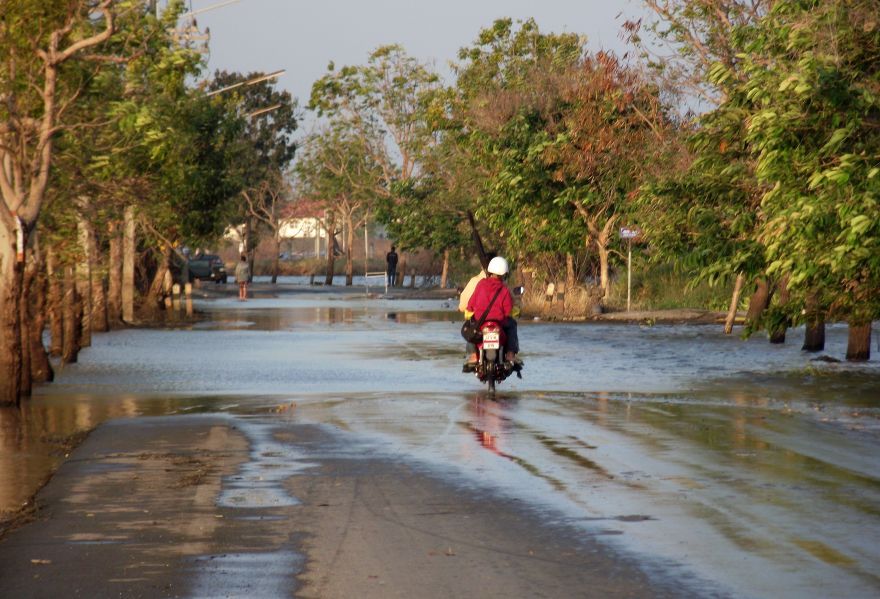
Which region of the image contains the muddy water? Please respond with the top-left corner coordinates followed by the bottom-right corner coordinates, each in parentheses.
top-left (2, 286), bottom-right (879, 598)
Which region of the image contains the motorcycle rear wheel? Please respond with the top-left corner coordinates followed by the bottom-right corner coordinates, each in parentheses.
top-left (484, 349), bottom-right (497, 392)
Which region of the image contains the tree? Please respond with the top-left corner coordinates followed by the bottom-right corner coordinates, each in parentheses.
top-left (294, 124), bottom-right (383, 285)
top-left (210, 70), bottom-right (299, 272)
top-left (242, 173), bottom-right (292, 284)
top-left (740, 0), bottom-right (880, 359)
top-left (635, 0), bottom-right (773, 109)
top-left (376, 139), bottom-right (473, 288)
top-left (448, 19), bottom-right (587, 278)
top-left (549, 52), bottom-right (679, 301)
top-left (642, 0), bottom-right (880, 359)
top-left (637, 0), bottom-right (779, 334)
top-left (309, 45), bottom-right (440, 200)
top-left (0, 0), bottom-right (116, 404)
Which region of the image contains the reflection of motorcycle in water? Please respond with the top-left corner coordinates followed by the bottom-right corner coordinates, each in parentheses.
top-left (469, 396), bottom-right (505, 454)
top-left (473, 320), bottom-right (521, 393)
top-left (468, 395), bottom-right (518, 458)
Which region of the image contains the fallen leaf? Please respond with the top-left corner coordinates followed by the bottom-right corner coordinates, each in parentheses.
top-left (30, 559), bottom-right (51, 565)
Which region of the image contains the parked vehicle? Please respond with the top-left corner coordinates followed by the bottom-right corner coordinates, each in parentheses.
top-left (188, 254), bottom-right (227, 284)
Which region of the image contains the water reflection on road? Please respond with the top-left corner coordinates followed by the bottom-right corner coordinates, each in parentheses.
top-left (2, 287), bottom-right (879, 598)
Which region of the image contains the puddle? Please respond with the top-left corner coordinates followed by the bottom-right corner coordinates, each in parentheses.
top-left (218, 420), bottom-right (313, 509)
top-left (188, 549), bottom-right (304, 598)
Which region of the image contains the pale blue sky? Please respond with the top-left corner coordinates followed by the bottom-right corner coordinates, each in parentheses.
top-left (178, 0), bottom-right (647, 109)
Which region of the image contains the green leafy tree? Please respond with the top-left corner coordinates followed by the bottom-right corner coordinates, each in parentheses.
top-left (448, 18), bottom-right (586, 278)
top-left (741, 0), bottom-right (880, 358)
top-left (637, 0), bottom-right (778, 334)
top-left (209, 70), bottom-right (299, 267)
top-left (309, 45), bottom-right (440, 192)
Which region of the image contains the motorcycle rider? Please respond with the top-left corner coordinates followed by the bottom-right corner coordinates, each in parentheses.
top-left (466, 256), bottom-right (521, 366)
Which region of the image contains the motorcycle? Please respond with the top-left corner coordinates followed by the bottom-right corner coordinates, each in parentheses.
top-left (469, 286), bottom-right (524, 393)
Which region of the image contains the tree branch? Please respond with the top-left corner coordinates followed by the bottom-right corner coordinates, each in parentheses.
top-left (54, 1), bottom-right (116, 65)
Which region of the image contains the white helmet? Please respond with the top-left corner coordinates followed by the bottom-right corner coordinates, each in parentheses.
top-left (487, 256), bottom-right (509, 276)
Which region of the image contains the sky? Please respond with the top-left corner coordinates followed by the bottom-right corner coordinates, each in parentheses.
top-left (174, 0), bottom-right (649, 115)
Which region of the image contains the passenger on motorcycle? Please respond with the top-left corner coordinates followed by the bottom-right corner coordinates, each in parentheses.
top-left (460, 253), bottom-right (495, 370)
top-left (466, 256), bottom-right (521, 365)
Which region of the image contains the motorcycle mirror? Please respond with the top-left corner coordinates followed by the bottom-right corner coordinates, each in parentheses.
top-left (512, 286), bottom-right (525, 296)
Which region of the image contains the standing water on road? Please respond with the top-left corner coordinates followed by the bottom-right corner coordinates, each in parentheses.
top-left (2, 286), bottom-right (879, 598)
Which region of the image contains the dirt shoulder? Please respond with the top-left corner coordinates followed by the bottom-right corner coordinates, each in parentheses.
top-left (0, 414), bottom-right (694, 598)
top-left (589, 308), bottom-right (728, 324)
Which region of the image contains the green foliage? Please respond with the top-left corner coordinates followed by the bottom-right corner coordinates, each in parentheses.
top-left (309, 44), bottom-right (439, 182)
top-left (447, 19), bottom-right (589, 264)
top-left (642, 0), bottom-right (880, 330)
top-left (294, 121), bottom-right (383, 238)
top-left (742, 0), bottom-right (880, 322)
top-left (34, 0), bottom-right (253, 249)
top-left (605, 261), bottom-right (734, 311)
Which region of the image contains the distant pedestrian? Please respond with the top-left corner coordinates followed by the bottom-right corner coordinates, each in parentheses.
top-left (235, 254), bottom-right (250, 301)
top-left (386, 245), bottom-right (399, 287)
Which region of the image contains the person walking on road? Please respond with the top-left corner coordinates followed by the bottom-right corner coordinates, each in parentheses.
top-left (235, 254), bottom-right (250, 301)
top-left (386, 246), bottom-right (399, 287)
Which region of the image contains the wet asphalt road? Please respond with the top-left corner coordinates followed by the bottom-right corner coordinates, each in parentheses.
top-left (1, 282), bottom-right (879, 598)
top-left (0, 416), bottom-right (694, 598)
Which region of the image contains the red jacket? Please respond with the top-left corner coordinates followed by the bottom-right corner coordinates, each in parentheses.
top-left (467, 276), bottom-right (513, 323)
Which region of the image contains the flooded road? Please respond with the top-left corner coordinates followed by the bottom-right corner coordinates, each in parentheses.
top-left (2, 285), bottom-right (879, 597)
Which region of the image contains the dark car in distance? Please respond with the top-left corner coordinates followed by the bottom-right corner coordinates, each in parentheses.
top-left (187, 254), bottom-right (227, 284)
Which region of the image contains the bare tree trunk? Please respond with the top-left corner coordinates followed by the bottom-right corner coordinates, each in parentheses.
top-left (566, 253), bottom-right (576, 291)
top-left (122, 207), bottom-right (135, 323)
top-left (20, 237), bottom-right (51, 388)
top-left (0, 220), bottom-right (24, 405)
top-left (745, 278), bottom-right (771, 330)
top-left (846, 321), bottom-right (871, 362)
top-left (19, 254), bottom-right (34, 398)
top-left (47, 247), bottom-right (63, 357)
top-left (440, 249), bottom-right (449, 289)
top-left (76, 212), bottom-right (92, 347)
top-left (271, 234), bottom-right (281, 285)
top-left (324, 226), bottom-right (336, 286)
top-left (588, 216), bottom-right (617, 303)
top-left (62, 265), bottom-right (81, 365)
top-left (769, 276), bottom-right (790, 344)
top-left (107, 221), bottom-right (123, 326)
top-left (344, 214), bottom-right (354, 286)
top-left (29, 264), bottom-right (55, 383)
top-left (597, 243), bottom-right (610, 301)
top-left (90, 227), bottom-right (108, 333)
top-left (397, 258), bottom-right (406, 288)
top-left (148, 248), bottom-right (171, 309)
top-left (802, 293), bottom-right (825, 352)
top-left (724, 273), bottom-right (745, 334)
